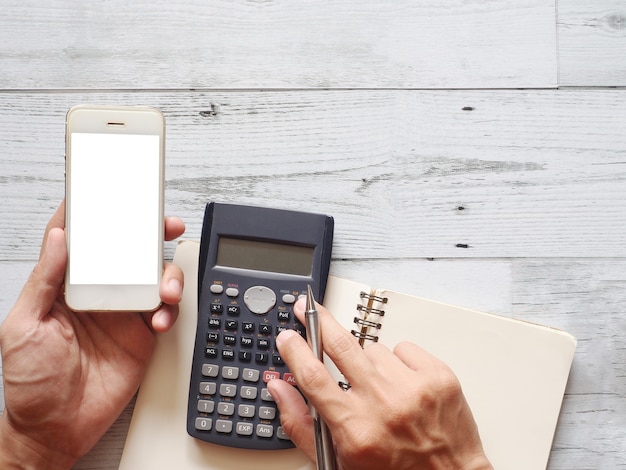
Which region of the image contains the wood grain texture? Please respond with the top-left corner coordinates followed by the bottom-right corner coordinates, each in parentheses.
top-left (1, 90), bottom-right (625, 262)
top-left (558, 0), bottom-right (626, 86)
top-left (0, 0), bottom-right (557, 89)
top-left (513, 260), bottom-right (626, 469)
top-left (1, 0), bottom-right (625, 468)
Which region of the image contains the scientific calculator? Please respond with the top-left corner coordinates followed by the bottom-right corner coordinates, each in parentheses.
top-left (186, 202), bottom-right (334, 450)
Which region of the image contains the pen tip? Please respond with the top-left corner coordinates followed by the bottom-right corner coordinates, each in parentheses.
top-left (306, 284), bottom-right (315, 311)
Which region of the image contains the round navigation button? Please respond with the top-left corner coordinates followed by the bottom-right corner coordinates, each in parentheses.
top-left (244, 286), bottom-right (277, 315)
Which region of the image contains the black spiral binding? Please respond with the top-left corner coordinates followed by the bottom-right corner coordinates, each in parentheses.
top-left (350, 291), bottom-right (387, 344)
top-left (359, 291), bottom-right (388, 304)
top-left (339, 291), bottom-right (388, 391)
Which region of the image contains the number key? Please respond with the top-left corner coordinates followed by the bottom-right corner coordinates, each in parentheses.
top-left (240, 386), bottom-right (258, 400)
top-left (222, 366), bottom-right (239, 379)
top-left (220, 383), bottom-right (237, 397)
top-left (202, 364), bottom-right (219, 377)
top-left (242, 368), bottom-right (260, 382)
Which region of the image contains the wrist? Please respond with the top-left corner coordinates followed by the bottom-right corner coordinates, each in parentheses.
top-left (0, 413), bottom-right (76, 470)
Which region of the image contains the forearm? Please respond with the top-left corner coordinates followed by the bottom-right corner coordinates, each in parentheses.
top-left (0, 414), bottom-right (76, 470)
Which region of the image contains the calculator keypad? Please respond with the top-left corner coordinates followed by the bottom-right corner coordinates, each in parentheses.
top-left (188, 282), bottom-right (306, 450)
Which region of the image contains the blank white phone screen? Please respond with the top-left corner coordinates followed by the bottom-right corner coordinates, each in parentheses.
top-left (69, 132), bottom-right (160, 285)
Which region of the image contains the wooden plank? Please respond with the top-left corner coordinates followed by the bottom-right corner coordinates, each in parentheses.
top-left (512, 259), bottom-right (626, 469)
top-left (0, 0), bottom-right (557, 90)
top-left (1, 89), bottom-right (625, 261)
top-left (558, 0), bottom-right (626, 86)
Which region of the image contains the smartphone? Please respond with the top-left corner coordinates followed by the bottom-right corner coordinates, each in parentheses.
top-left (64, 104), bottom-right (165, 312)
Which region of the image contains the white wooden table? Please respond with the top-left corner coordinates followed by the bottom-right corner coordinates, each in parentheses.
top-left (0, 1), bottom-right (624, 468)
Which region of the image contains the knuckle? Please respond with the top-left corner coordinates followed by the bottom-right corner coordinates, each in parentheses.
top-left (436, 363), bottom-right (463, 397)
top-left (296, 360), bottom-right (329, 392)
top-left (325, 330), bottom-right (359, 360)
top-left (340, 427), bottom-right (386, 464)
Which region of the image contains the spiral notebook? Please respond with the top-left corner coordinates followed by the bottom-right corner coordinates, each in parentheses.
top-left (321, 276), bottom-right (577, 470)
top-left (120, 240), bottom-right (576, 470)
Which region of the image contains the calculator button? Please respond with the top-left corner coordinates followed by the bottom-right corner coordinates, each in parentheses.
top-left (216, 419), bottom-right (233, 434)
top-left (242, 322), bottom-right (255, 333)
top-left (272, 354), bottom-right (285, 366)
top-left (217, 402), bottom-right (235, 416)
top-left (237, 422), bottom-right (254, 436)
top-left (277, 310), bottom-right (290, 322)
top-left (222, 366), bottom-right (239, 380)
top-left (257, 338), bottom-right (270, 349)
top-left (259, 324), bottom-right (272, 335)
top-left (222, 349), bottom-right (235, 361)
top-left (283, 373), bottom-right (297, 386)
top-left (220, 383), bottom-right (237, 397)
top-left (238, 404), bottom-right (256, 418)
top-left (240, 336), bottom-right (253, 348)
top-left (242, 368), bottom-right (260, 382)
top-left (256, 424), bottom-right (274, 438)
top-left (195, 417), bottom-right (212, 431)
top-left (208, 318), bottom-right (221, 329)
top-left (226, 287), bottom-right (239, 297)
top-left (225, 320), bottom-right (238, 330)
top-left (259, 406), bottom-right (276, 420)
top-left (210, 303), bottom-right (223, 314)
top-left (263, 370), bottom-right (280, 382)
top-left (197, 400), bottom-right (215, 413)
top-left (282, 294), bottom-right (296, 304)
top-left (240, 386), bottom-right (258, 400)
top-left (239, 350), bottom-right (252, 362)
top-left (207, 332), bottom-right (219, 342)
top-left (205, 347), bottom-right (218, 359)
top-left (202, 364), bottom-right (219, 377)
top-left (227, 305), bottom-right (240, 316)
top-left (223, 334), bottom-right (236, 345)
top-left (209, 284), bottom-right (223, 294)
top-left (255, 352), bottom-right (269, 364)
top-left (244, 286), bottom-right (277, 315)
top-left (261, 388), bottom-right (274, 402)
top-left (199, 382), bottom-right (216, 395)
top-left (277, 426), bottom-right (291, 440)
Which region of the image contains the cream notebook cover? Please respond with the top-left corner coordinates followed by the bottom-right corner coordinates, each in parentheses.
top-left (120, 240), bottom-right (576, 470)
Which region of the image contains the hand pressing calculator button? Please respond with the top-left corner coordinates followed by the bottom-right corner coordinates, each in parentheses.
top-left (186, 202), bottom-right (333, 450)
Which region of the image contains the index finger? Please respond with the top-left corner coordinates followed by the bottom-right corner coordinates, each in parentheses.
top-left (292, 297), bottom-right (373, 390)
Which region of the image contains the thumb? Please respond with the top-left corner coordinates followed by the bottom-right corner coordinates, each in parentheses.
top-left (267, 379), bottom-right (317, 462)
top-left (16, 227), bottom-right (67, 321)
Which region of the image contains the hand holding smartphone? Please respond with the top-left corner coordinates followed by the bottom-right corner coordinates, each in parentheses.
top-left (64, 105), bottom-right (165, 312)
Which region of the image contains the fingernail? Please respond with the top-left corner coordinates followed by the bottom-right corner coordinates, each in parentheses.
top-left (276, 328), bottom-right (298, 348)
top-left (266, 381), bottom-right (281, 404)
top-left (154, 309), bottom-right (172, 330)
top-left (293, 297), bottom-right (306, 313)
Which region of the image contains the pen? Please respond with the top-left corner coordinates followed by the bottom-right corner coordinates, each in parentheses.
top-left (305, 284), bottom-right (337, 470)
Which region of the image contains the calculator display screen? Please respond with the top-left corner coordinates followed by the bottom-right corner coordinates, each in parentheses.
top-left (216, 237), bottom-right (314, 276)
